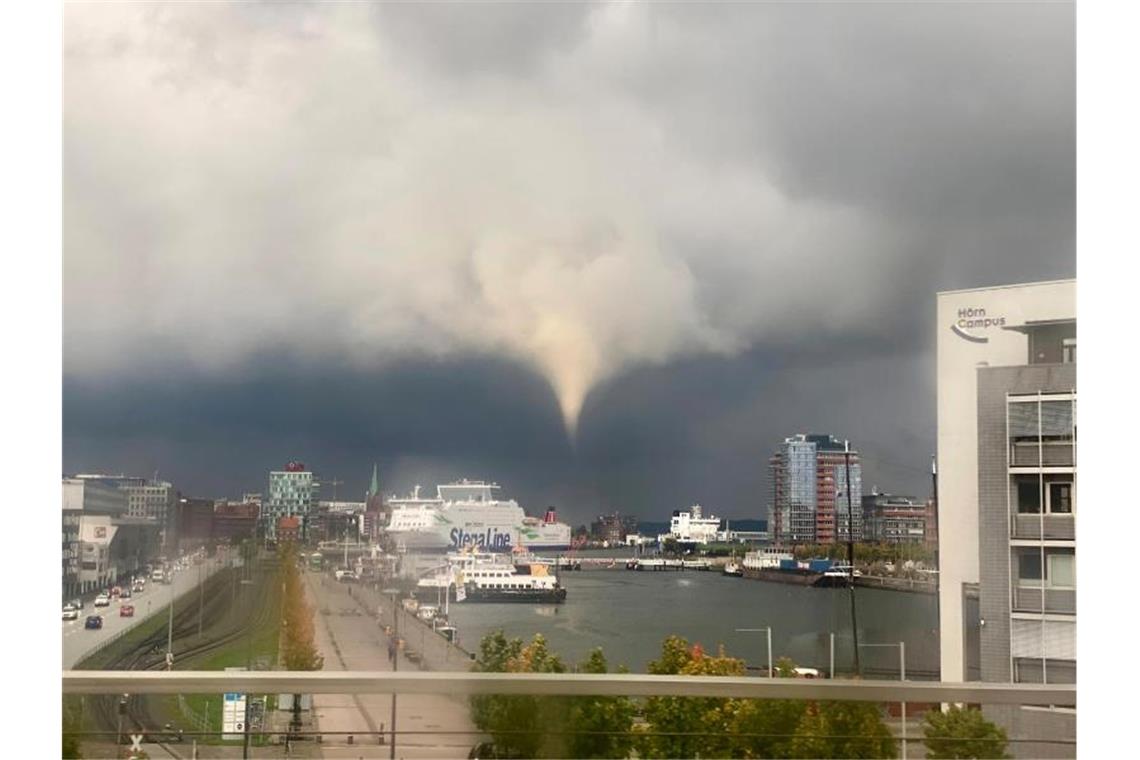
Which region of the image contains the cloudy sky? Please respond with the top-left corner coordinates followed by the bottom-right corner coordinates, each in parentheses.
top-left (63, 1), bottom-right (1074, 525)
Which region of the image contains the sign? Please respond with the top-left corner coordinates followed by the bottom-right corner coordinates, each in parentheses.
top-left (455, 583), bottom-right (467, 603)
top-left (222, 667), bottom-right (247, 741)
top-left (950, 306), bottom-right (1006, 343)
top-left (129, 734), bottom-right (143, 751)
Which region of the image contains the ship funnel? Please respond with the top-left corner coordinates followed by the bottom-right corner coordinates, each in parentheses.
top-left (544, 507), bottom-right (557, 524)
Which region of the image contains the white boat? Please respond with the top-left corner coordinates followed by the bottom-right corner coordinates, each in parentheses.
top-left (722, 561), bottom-right (743, 577)
top-left (459, 561), bottom-right (567, 604)
top-left (742, 547), bottom-right (794, 570)
top-left (386, 480), bottom-right (571, 552)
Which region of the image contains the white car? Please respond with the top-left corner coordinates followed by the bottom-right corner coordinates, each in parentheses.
top-left (93, 594), bottom-right (110, 608)
top-left (62, 604), bottom-right (80, 621)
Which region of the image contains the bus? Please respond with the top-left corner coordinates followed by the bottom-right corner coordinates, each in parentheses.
top-left (308, 552), bottom-right (323, 571)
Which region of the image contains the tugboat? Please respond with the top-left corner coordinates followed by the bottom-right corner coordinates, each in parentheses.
top-left (460, 561), bottom-right (567, 603)
top-left (722, 554), bottom-right (744, 577)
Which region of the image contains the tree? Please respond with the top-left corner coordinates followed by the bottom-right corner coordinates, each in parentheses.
top-left (922, 706), bottom-right (1011, 759)
top-left (470, 632), bottom-right (569, 759)
top-left (278, 543), bottom-right (324, 733)
top-left (567, 649), bottom-right (636, 759)
top-left (638, 636), bottom-right (746, 759)
top-left (731, 657), bottom-right (808, 759)
top-left (787, 701), bottom-right (897, 759)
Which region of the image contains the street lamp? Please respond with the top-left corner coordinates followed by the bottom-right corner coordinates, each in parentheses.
top-left (240, 578), bottom-right (255, 760)
top-left (859, 641), bottom-right (907, 759)
top-left (735, 627), bottom-right (773, 678)
top-left (383, 587), bottom-right (401, 759)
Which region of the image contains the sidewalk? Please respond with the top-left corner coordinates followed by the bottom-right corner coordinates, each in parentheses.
top-left (305, 571), bottom-right (479, 759)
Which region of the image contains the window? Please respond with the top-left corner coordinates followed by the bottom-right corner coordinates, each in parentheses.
top-left (1048, 553), bottom-right (1075, 588)
top-left (1062, 338), bottom-right (1076, 364)
top-left (1018, 552), bottom-right (1042, 586)
top-left (1048, 481), bottom-right (1073, 514)
top-left (1016, 479), bottom-right (1041, 514)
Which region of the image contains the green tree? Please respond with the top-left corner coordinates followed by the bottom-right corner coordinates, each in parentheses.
top-left (922, 706), bottom-right (1011, 759)
top-left (787, 700), bottom-right (897, 759)
top-left (470, 632), bottom-right (569, 758)
top-left (567, 649), bottom-right (636, 759)
top-left (731, 657), bottom-right (808, 759)
top-left (638, 636), bottom-right (746, 759)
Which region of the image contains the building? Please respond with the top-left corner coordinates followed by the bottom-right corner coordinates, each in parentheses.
top-left (862, 492), bottom-right (930, 544)
top-left (62, 477), bottom-right (159, 597)
top-left (768, 434), bottom-right (862, 545)
top-left (936, 279), bottom-right (1075, 756)
top-left (591, 512), bottom-right (639, 545)
top-left (277, 516), bottom-right (302, 545)
top-left (176, 497), bottom-right (215, 547)
top-left (310, 503), bottom-right (364, 545)
top-left (363, 463), bottom-right (386, 541)
top-left (662, 505), bottom-right (722, 545)
top-left (213, 501), bottom-right (259, 544)
top-left (263, 462), bottom-right (319, 543)
top-left (74, 474), bottom-right (177, 548)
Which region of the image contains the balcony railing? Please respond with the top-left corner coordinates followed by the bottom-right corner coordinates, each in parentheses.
top-left (1012, 585), bottom-right (1076, 615)
top-left (1012, 514), bottom-right (1076, 541)
top-left (62, 669), bottom-right (1076, 705)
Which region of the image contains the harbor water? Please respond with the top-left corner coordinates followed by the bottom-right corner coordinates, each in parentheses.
top-left (443, 562), bottom-right (940, 679)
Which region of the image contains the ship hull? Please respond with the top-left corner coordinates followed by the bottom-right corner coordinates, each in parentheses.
top-left (461, 586), bottom-right (567, 604)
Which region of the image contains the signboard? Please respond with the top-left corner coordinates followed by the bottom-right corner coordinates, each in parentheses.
top-left (455, 583), bottom-right (467, 603)
top-left (222, 691), bottom-right (246, 740)
top-left (222, 667), bottom-right (247, 740)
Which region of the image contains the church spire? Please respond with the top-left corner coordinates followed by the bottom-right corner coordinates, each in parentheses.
top-left (368, 463), bottom-right (380, 499)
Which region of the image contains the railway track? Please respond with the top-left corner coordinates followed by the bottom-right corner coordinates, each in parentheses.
top-left (83, 558), bottom-right (279, 751)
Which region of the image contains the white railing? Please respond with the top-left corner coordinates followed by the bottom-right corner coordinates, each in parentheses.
top-left (62, 671), bottom-right (1076, 706)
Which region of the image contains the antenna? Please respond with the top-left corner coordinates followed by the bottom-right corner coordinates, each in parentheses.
top-left (328, 477), bottom-right (344, 502)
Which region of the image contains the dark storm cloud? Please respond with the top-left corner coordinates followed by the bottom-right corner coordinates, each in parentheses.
top-left (63, 2), bottom-right (1073, 517)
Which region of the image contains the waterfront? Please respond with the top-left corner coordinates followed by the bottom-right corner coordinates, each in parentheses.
top-left (443, 559), bottom-right (940, 679)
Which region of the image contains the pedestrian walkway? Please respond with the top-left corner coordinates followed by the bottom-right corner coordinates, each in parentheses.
top-left (305, 571), bottom-right (479, 759)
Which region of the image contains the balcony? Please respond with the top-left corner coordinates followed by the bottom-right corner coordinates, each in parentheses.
top-left (1010, 441), bottom-right (1074, 468)
top-left (1012, 514), bottom-right (1075, 541)
top-left (62, 670), bottom-right (1076, 758)
top-left (1012, 585), bottom-right (1076, 615)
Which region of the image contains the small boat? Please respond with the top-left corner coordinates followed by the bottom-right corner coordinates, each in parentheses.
top-left (459, 561), bottom-right (567, 603)
top-left (722, 561), bottom-right (743, 577)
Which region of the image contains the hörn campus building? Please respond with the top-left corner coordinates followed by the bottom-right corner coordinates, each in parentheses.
top-left (936, 279), bottom-right (1075, 756)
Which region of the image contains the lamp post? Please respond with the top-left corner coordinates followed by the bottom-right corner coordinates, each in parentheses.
top-left (166, 569), bottom-right (175, 670)
top-left (240, 578), bottom-right (255, 759)
top-left (859, 641), bottom-right (907, 759)
top-left (383, 587), bottom-right (400, 759)
top-left (735, 627), bottom-right (773, 677)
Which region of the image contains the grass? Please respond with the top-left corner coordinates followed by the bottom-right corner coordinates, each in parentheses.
top-left (165, 566), bottom-right (282, 745)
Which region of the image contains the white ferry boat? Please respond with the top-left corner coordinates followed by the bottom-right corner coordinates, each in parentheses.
top-left (460, 560), bottom-right (567, 603)
top-left (386, 480), bottom-right (572, 553)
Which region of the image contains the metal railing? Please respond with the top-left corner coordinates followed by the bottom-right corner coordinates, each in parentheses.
top-left (62, 670), bottom-right (1076, 706)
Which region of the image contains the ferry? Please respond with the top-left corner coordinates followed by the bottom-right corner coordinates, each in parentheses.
top-left (460, 560), bottom-right (567, 603)
top-left (386, 480), bottom-right (572, 552)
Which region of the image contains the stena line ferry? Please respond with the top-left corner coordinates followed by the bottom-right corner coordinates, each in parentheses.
top-left (385, 479), bottom-right (572, 553)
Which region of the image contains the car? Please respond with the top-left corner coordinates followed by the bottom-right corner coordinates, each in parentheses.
top-left (120, 589), bottom-right (132, 599)
top-left (62, 605), bottom-right (80, 621)
top-left (110, 586), bottom-right (123, 598)
top-left (119, 604), bottom-right (135, 617)
top-left (84, 615), bottom-right (103, 630)
top-left (93, 594), bottom-right (110, 607)
top-left (69, 597), bottom-right (84, 610)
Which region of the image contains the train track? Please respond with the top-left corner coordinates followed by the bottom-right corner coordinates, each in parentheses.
top-left (83, 559), bottom-right (279, 752)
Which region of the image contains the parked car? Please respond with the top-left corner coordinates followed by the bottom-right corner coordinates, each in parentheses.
top-left (62, 605), bottom-right (80, 622)
top-left (85, 615), bottom-right (103, 630)
top-left (119, 604), bottom-right (135, 617)
top-left (94, 594), bottom-right (110, 608)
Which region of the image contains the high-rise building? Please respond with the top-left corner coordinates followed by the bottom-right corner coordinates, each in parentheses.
top-left (768, 434), bottom-right (862, 545)
top-left (264, 461), bottom-right (319, 542)
top-left (862, 492), bottom-right (930, 544)
top-left (936, 279), bottom-right (1075, 756)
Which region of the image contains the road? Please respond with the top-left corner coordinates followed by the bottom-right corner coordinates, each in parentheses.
top-left (305, 571), bottom-right (480, 759)
top-left (63, 554), bottom-right (227, 670)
